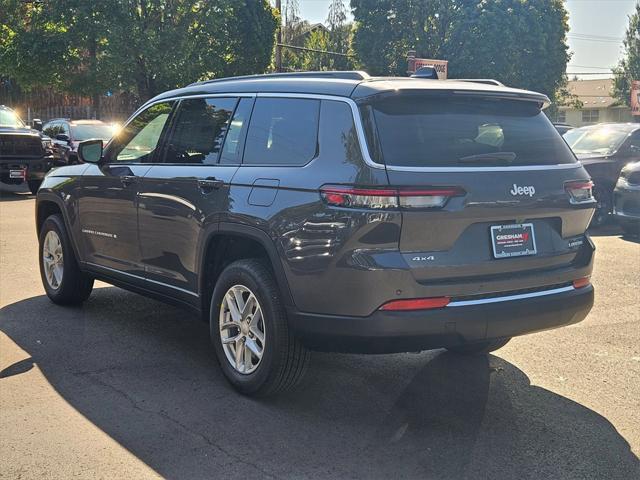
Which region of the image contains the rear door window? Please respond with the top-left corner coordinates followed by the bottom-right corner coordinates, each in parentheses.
top-left (362, 95), bottom-right (577, 168)
top-left (164, 97), bottom-right (237, 164)
top-left (243, 98), bottom-right (320, 166)
top-left (220, 98), bottom-right (254, 164)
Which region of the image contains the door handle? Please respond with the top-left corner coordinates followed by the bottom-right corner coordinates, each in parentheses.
top-left (197, 177), bottom-right (224, 192)
top-left (121, 175), bottom-right (138, 187)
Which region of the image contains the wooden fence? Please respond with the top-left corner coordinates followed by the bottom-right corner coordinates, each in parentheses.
top-left (0, 83), bottom-right (138, 123)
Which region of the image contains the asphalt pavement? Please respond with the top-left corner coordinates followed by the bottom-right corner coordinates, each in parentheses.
top-left (1, 185), bottom-right (639, 479)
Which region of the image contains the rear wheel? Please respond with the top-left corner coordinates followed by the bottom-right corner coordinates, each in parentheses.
top-left (446, 338), bottom-right (511, 355)
top-left (28, 180), bottom-right (42, 194)
top-left (39, 214), bottom-right (94, 305)
top-left (210, 259), bottom-right (309, 396)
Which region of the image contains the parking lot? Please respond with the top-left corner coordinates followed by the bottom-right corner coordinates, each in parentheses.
top-left (0, 186), bottom-right (638, 479)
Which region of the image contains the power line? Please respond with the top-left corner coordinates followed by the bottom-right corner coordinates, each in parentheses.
top-left (568, 64), bottom-right (616, 70)
top-left (277, 43), bottom-right (354, 57)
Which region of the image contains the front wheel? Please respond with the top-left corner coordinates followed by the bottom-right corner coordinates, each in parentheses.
top-left (210, 259), bottom-right (309, 396)
top-left (446, 338), bottom-right (511, 356)
top-left (39, 214), bottom-right (94, 305)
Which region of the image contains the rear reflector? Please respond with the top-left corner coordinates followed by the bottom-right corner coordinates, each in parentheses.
top-left (565, 180), bottom-right (594, 204)
top-left (379, 297), bottom-right (451, 311)
top-left (320, 185), bottom-right (465, 209)
top-left (573, 277), bottom-right (591, 289)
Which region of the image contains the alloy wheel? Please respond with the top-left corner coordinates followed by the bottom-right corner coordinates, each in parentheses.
top-left (42, 230), bottom-right (64, 290)
top-left (219, 285), bottom-right (266, 374)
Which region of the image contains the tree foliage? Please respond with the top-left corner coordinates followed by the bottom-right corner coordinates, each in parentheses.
top-left (613, 3), bottom-right (640, 107)
top-left (351, 0), bottom-right (570, 100)
top-left (0, 0), bottom-right (278, 103)
top-left (326, 0), bottom-right (352, 70)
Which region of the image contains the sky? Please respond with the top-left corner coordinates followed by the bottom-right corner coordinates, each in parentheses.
top-left (289, 0), bottom-right (636, 79)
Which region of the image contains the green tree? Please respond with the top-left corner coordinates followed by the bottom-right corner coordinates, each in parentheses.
top-left (351, 0), bottom-right (570, 101)
top-left (0, 1), bottom-right (278, 104)
top-left (326, 0), bottom-right (353, 70)
top-left (281, 0), bottom-right (307, 70)
top-left (613, 3), bottom-right (640, 107)
top-left (302, 29), bottom-right (331, 71)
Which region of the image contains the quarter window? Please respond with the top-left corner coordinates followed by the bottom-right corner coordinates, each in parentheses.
top-left (243, 98), bottom-right (320, 165)
top-left (164, 97), bottom-right (237, 164)
top-left (109, 101), bottom-right (174, 163)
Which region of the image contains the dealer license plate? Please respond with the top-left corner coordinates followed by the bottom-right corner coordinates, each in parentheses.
top-left (490, 223), bottom-right (537, 259)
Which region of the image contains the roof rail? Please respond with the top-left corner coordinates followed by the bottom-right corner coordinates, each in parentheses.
top-left (190, 70), bottom-right (370, 87)
top-left (455, 79), bottom-right (505, 87)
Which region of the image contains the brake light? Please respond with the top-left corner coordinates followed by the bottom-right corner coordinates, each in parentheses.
top-left (573, 277), bottom-right (591, 289)
top-left (379, 297), bottom-right (451, 311)
top-left (565, 180), bottom-right (594, 204)
top-left (320, 185), bottom-right (465, 209)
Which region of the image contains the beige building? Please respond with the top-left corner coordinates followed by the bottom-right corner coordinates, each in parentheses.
top-left (555, 78), bottom-right (632, 127)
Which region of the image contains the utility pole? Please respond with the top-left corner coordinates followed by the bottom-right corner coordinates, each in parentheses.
top-left (275, 0), bottom-right (283, 72)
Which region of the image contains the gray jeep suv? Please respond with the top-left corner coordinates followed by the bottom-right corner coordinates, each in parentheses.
top-left (35, 71), bottom-right (596, 396)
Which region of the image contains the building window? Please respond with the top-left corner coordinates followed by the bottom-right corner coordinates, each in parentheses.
top-left (555, 111), bottom-right (566, 123)
top-left (581, 109), bottom-right (599, 124)
top-left (611, 108), bottom-right (631, 123)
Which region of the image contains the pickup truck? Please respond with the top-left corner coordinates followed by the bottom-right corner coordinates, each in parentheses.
top-left (0, 105), bottom-right (54, 194)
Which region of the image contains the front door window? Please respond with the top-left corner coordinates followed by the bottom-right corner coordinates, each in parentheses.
top-left (108, 102), bottom-right (174, 163)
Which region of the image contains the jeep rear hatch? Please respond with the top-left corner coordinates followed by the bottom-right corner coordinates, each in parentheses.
top-left (358, 93), bottom-right (594, 285)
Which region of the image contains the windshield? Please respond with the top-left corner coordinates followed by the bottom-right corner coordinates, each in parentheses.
top-left (0, 109), bottom-right (25, 128)
top-left (72, 123), bottom-right (116, 141)
top-left (361, 95), bottom-right (576, 167)
top-left (563, 126), bottom-right (630, 155)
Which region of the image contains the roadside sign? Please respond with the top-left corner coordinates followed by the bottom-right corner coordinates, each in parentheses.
top-left (407, 57), bottom-right (448, 79)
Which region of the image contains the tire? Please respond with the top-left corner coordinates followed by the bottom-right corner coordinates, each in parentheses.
top-left (210, 259), bottom-right (309, 396)
top-left (39, 214), bottom-right (94, 305)
top-left (591, 184), bottom-right (613, 227)
top-left (28, 180), bottom-right (42, 195)
top-left (446, 338), bottom-right (511, 356)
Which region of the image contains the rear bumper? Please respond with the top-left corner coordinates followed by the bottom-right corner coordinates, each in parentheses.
top-left (288, 284), bottom-right (594, 353)
top-left (0, 156), bottom-right (54, 183)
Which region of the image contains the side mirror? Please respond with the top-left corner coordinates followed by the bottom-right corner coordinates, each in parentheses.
top-left (32, 119), bottom-right (43, 131)
top-left (55, 133), bottom-right (71, 143)
top-left (629, 144), bottom-right (640, 156)
top-left (78, 139), bottom-right (103, 164)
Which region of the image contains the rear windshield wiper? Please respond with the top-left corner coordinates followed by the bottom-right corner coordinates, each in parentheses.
top-left (458, 151), bottom-right (517, 164)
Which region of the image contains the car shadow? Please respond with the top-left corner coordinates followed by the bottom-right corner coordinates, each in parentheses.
top-left (589, 223), bottom-right (639, 244)
top-left (1, 288), bottom-right (638, 479)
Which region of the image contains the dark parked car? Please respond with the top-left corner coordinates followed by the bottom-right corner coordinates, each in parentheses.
top-left (0, 105), bottom-right (54, 193)
top-left (43, 119), bottom-right (116, 164)
top-left (35, 71), bottom-right (596, 396)
top-left (614, 161), bottom-right (640, 234)
top-left (564, 123), bottom-right (640, 226)
top-left (553, 122), bottom-right (573, 135)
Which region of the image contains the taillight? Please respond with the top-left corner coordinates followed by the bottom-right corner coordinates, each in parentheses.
top-left (379, 297), bottom-right (451, 311)
top-left (320, 185), bottom-right (465, 209)
top-left (565, 180), bottom-right (594, 204)
top-left (573, 277), bottom-right (591, 289)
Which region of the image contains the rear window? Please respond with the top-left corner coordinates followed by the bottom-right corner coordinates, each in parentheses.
top-left (361, 95), bottom-right (576, 168)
